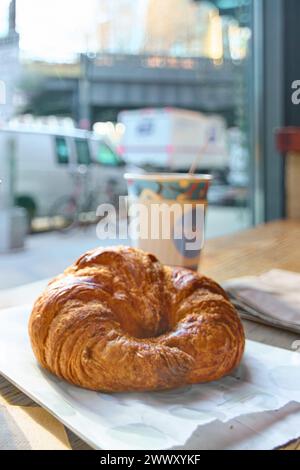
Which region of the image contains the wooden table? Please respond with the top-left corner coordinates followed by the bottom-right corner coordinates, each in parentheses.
top-left (202, 220), bottom-right (300, 450)
top-left (1, 220), bottom-right (300, 450)
top-left (201, 219), bottom-right (300, 352)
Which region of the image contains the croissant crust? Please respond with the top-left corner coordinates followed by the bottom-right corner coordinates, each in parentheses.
top-left (29, 246), bottom-right (245, 392)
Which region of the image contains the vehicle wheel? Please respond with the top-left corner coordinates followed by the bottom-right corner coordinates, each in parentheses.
top-left (49, 196), bottom-right (79, 232)
top-left (14, 195), bottom-right (37, 231)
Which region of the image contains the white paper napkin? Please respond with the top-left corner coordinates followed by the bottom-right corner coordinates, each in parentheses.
top-left (224, 270), bottom-right (300, 332)
top-left (2, 302), bottom-right (300, 450)
top-left (1, 280), bottom-right (300, 449)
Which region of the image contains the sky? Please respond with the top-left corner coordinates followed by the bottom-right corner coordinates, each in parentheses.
top-left (0, 0), bottom-right (151, 61)
top-left (1, 0), bottom-right (101, 60)
top-left (0, 1), bottom-right (247, 62)
top-left (0, 0), bottom-right (10, 36)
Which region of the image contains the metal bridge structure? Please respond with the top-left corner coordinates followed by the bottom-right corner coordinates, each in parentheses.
top-left (24, 53), bottom-right (243, 126)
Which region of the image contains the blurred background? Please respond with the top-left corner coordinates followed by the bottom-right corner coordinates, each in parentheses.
top-left (0, 0), bottom-right (299, 285)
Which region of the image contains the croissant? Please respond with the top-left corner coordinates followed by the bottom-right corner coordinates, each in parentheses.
top-left (29, 246), bottom-right (245, 392)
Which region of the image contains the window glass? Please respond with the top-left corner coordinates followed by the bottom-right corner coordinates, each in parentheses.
top-left (75, 138), bottom-right (91, 165)
top-left (96, 143), bottom-right (122, 166)
top-left (6, 0), bottom-right (255, 238)
top-left (55, 137), bottom-right (69, 164)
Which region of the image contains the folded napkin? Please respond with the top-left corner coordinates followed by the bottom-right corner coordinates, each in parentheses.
top-left (224, 270), bottom-right (300, 333)
top-left (0, 400), bottom-right (70, 450)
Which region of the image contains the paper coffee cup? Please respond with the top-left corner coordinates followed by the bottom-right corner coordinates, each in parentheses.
top-left (124, 173), bottom-right (212, 270)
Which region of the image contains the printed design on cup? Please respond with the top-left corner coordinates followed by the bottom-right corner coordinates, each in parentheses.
top-left (125, 174), bottom-right (211, 269)
top-left (127, 179), bottom-right (210, 201)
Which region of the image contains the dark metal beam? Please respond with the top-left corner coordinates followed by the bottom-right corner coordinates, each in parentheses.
top-left (262, 0), bottom-right (285, 221)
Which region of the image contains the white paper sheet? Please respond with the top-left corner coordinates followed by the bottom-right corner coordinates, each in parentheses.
top-left (0, 304), bottom-right (300, 450)
top-left (177, 402), bottom-right (300, 450)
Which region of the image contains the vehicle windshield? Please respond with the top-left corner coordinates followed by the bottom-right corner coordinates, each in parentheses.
top-left (95, 142), bottom-right (123, 166)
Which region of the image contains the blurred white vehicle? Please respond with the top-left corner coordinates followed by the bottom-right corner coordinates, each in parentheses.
top-left (118, 108), bottom-right (229, 172)
top-left (0, 126), bottom-right (127, 219)
top-left (89, 133), bottom-right (142, 197)
top-left (227, 127), bottom-right (249, 187)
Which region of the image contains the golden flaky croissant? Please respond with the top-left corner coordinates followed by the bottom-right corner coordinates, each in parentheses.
top-left (29, 246), bottom-right (245, 392)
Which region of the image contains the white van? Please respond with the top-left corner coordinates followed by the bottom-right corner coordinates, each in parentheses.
top-left (0, 126), bottom-right (126, 219)
top-left (118, 108), bottom-right (229, 172)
